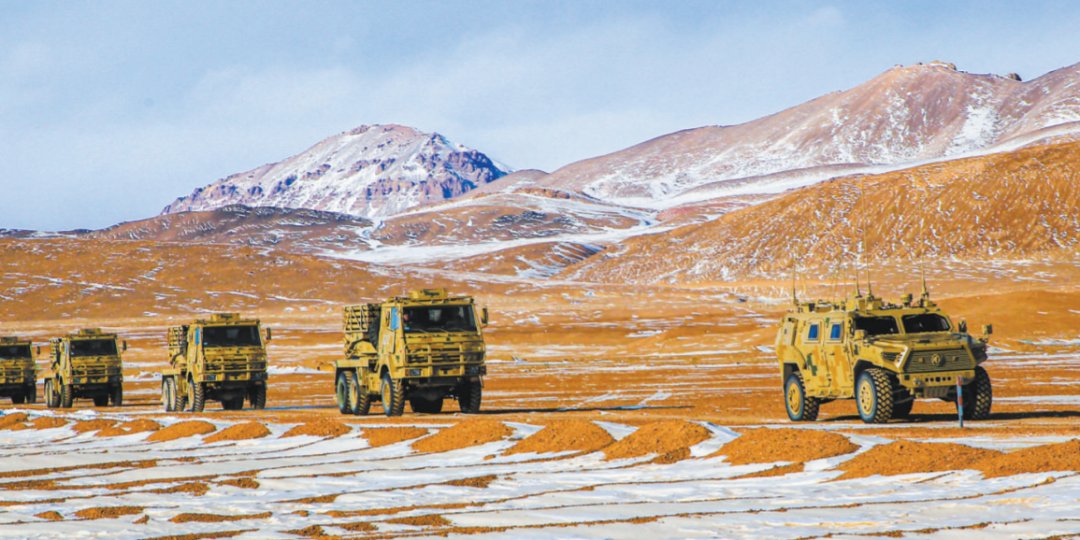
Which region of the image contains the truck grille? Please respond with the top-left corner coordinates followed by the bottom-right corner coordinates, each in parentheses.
top-left (904, 349), bottom-right (972, 373)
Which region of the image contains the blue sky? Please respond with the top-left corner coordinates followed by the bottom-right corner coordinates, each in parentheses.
top-left (3, 0), bottom-right (1080, 230)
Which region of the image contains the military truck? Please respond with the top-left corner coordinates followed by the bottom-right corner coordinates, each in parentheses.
top-left (776, 288), bottom-right (993, 423)
top-left (0, 336), bottom-right (36, 404)
top-left (335, 289), bottom-right (488, 417)
top-left (161, 313), bottom-right (270, 412)
top-left (43, 329), bottom-right (125, 408)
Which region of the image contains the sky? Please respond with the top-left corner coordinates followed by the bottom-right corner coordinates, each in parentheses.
top-left (3, 0), bottom-right (1080, 231)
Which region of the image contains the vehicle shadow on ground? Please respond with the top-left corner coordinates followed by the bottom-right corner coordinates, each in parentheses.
top-left (824, 410), bottom-right (1080, 423)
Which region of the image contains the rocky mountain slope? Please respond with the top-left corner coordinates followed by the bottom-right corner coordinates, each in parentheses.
top-left (161, 124), bottom-right (511, 219)
top-left (529, 61), bottom-right (1080, 208)
top-left (567, 140), bottom-right (1080, 283)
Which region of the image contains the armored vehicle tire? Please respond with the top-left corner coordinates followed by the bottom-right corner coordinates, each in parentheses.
top-left (188, 380), bottom-right (206, 412)
top-left (856, 368), bottom-right (895, 424)
top-left (409, 395), bottom-right (444, 414)
top-left (961, 366), bottom-right (992, 420)
top-left (223, 396), bottom-right (244, 410)
top-left (44, 380), bottom-right (59, 408)
top-left (24, 384), bottom-right (36, 404)
top-left (335, 372), bottom-right (350, 414)
top-left (892, 399), bottom-right (914, 419)
top-left (249, 384), bottom-right (266, 410)
top-left (458, 379), bottom-right (482, 414)
top-left (110, 385), bottom-right (122, 407)
top-left (784, 373), bottom-right (819, 421)
top-left (347, 371), bottom-right (371, 416)
top-left (93, 395), bottom-right (109, 407)
top-left (60, 383), bottom-right (74, 408)
top-left (380, 372), bottom-right (405, 417)
top-left (162, 378), bottom-right (177, 412)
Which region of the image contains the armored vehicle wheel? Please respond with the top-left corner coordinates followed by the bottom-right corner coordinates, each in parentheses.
top-left (110, 384), bottom-right (122, 407)
top-left (409, 395), bottom-right (444, 414)
top-left (961, 366), bottom-right (992, 420)
top-left (892, 399), bottom-right (914, 419)
top-left (24, 384), bottom-right (36, 404)
top-left (223, 396), bottom-right (244, 410)
top-left (784, 373), bottom-right (819, 421)
top-left (249, 384), bottom-right (266, 410)
top-left (188, 379), bottom-right (206, 412)
top-left (162, 378), bottom-right (176, 412)
top-left (11, 393), bottom-right (25, 405)
top-left (335, 372), bottom-right (350, 414)
top-left (93, 395), bottom-right (109, 407)
top-left (458, 379), bottom-right (482, 414)
top-left (856, 368), bottom-right (894, 424)
top-left (380, 372), bottom-right (405, 417)
top-left (348, 371), bottom-right (371, 416)
top-left (44, 380), bottom-right (59, 408)
top-left (60, 383), bottom-right (74, 408)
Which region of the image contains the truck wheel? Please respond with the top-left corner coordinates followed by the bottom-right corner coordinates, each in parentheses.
top-left (60, 383), bottom-right (74, 408)
top-left (856, 368), bottom-right (894, 424)
top-left (348, 371), bottom-right (371, 416)
top-left (961, 366), bottom-right (993, 420)
top-left (380, 372), bottom-right (405, 417)
top-left (335, 372), bottom-right (350, 414)
top-left (409, 396), bottom-right (444, 414)
top-left (188, 379), bottom-right (206, 412)
top-left (458, 379), bottom-right (482, 414)
top-left (24, 384), bottom-right (36, 404)
top-left (162, 379), bottom-right (176, 412)
top-left (110, 385), bottom-right (123, 407)
top-left (223, 396), bottom-right (244, 410)
top-left (93, 395), bottom-right (109, 407)
top-left (44, 380), bottom-right (59, 408)
top-left (784, 373), bottom-right (819, 421)
top-left (248, 384), bottom-right (266, 410)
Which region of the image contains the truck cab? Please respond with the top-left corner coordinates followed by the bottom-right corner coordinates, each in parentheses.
top-left (0, 337), bottom-right (36, 404)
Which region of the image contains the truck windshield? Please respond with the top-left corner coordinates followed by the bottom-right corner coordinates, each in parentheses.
top-left (203, 326), bottom-right (261, 347)
top-left (853, 316), bottom-right (899, 336)
top-left (0, 345), bottom-right (31, 359)
top-left (902, 314), bottom-right (951, 333)
top-left (70, 339), bottom-right (117, 357)
top-left (403, 305), bottom-right (477, 333)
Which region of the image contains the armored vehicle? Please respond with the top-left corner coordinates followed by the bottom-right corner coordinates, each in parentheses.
top-left (335, 288), bottom-right (488, 417)
top-left (776, 289), bottom-right (993, 423)
top-left (0, 336), bottom-right (36, 404)
top-left (161, 313), bottom-right (270, 412)
top-left (43, 329), bottom-right (125, 408)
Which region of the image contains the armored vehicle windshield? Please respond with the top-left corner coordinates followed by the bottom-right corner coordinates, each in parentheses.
top-left (203, 325), bottom-right (261, 347)
top-left (0, 344), bottom-right (31, 358)
top-left (403, 305), bottom-right (477, 333)
top-left (70, 339), bottom-right (118, 357)
top-left (901, 313), bottom-right (950, 333)
top-left (853, 316), bottom-right (899, 336)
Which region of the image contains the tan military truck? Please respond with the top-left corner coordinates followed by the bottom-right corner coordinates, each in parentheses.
top-left (335, 289), bottom-right (488, 417)
top-left (161, 313), bottom-right (270, 412)
top-left (776, 289), bottom-right (992, 423)
top-left (0, 336), bottom-right (36, 404)
top-left (43, 329), bottom-right (125, 408)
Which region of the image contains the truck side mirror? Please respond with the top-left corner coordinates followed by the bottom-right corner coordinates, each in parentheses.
top-left (982, 324), bottom-right (993, 336)
top-left (958, 320), bottom-right (967, 333)
top-left (265, 328), bottom-right (272, 341)
top-left (122, 341), bottom-right (128, 352)
top-left (854, 330), bottom-right (867, 341)
top-left (481, 307), bottom-right (489, 326)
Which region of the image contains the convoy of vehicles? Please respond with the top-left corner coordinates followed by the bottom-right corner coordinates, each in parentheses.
top-left (776, 288), bottom-right (993, 423)
top-left (42, 329), bottom-right (125, 409)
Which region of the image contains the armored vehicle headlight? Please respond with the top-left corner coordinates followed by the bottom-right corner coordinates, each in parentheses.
top-left (407, 368), bottom-right (422, 377)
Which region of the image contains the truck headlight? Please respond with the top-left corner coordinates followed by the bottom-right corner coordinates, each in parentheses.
top-left (407, 369), bottom-right (422, 377)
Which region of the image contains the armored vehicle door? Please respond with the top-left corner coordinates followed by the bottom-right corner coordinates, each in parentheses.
top-left (821, 318), bottom-right (852, 394)
top-left (801, 318), bottom-right (829, 389)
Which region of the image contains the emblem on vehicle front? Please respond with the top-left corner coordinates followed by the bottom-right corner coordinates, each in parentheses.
top-left (930, 353), bottom-right (944, 367)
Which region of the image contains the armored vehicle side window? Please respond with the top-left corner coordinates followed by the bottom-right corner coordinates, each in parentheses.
top-left (902, 314), bottom-right (950, 333)
top-left (0, 345), bottom-right (31, 359)
top-left (203, 326), bottom-right (261, 347)
top-left (403, 305), bottom-right (477, 333)
top-left (828, 323), bottom-right (842, 340)
top-left (853, 316), bottom-right (899, 336)
top-left (805, 323), bottom-right (820, 342)
top-left (70, 339), bottom-right (118, 357)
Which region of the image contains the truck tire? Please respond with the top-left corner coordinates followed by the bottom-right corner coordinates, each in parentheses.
top-left (60, 383), bottom-right (74, 408)
top-left (348, 371), bottom-right (371, 416)
top-left (93, 395), bottom-right (109, 407)
top-left (249, 384), bottom-right (266, 410)
top-left (409, 395), bottom-right (444, 414)
top-left (380, 372), bottom-right (405, 417)
top-left (223, 396), bottom-right (245, 410)
top-left (458, 379), bottom-right (482, 414)
top-left (784, 372), bottom-right (819, 421)
top-left (856, 368), bottom-right (894, 424)
top-left (335, 372), bottom-right (350, 414)
top-left (188, 379), bottom-right (206, 412)
top-left (961, 366), bottom-right (993, 420)
top-left (45, 380), bottom-right (59, 408)
top-left (110, 384), bottom-right (123, 407)
top-left (162, 378), bottom-right (176, 412)
top-left (24, 383), bottom-right (36, 404)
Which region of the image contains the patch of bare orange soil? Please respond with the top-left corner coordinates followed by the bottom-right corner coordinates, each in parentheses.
top-left (218, 477), bottom-right (260, 489)
top-left (444, 475), bottom-right (498, 488)
top-left (0, 412), bottom-right (29, 430)
top-left (506, 420), bottom-right (615, 455)
top-left (714, 428), bottom-right (859, 465)
top-left (35, 510), bottom-right (63, 521)
top-left (170, 511), bottom-right (271, 523)
top-left (205, 422), bottom-right (271, 443)
top-left (603, 421), bottom-right (712, 460)
top-left (74, 506), bottom-right (144, 519)
top-left (974, 439), bottom-right (1080, 478)
top-left (732, 462), bottom-right (806, 479)
top-left (71, 419), bottom-right (117, 433)
top-left (837, 441), bottom-right (1002, 480)
top-left (412, 420), bottom-right (513, 453)
top-left (30, 416), bottom-right (68, 430)
top-left (387, 514), bottom-right (452, 527)
top-left (97, 419), bottom-right (161, 437)
top-left (361, 426), bottom-right (429, 447)
top-left (147, 421), bottom-right (217, 442)
top-left (282, 419), bottom-right (350, 438)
